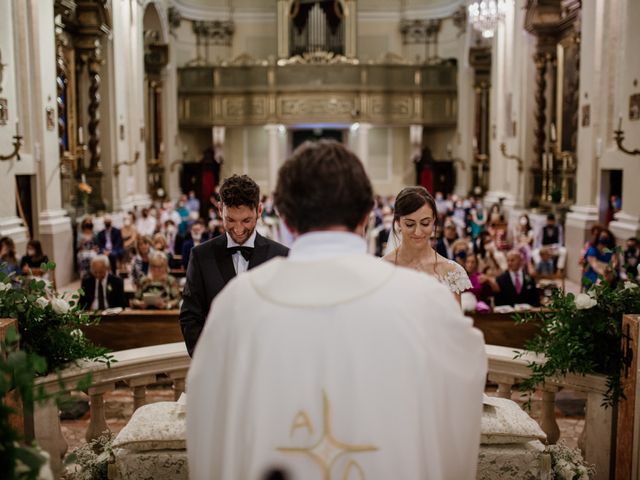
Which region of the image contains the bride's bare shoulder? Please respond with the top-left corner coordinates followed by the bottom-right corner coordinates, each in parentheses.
top-left (382, 250), bottom-right (398, 264)
top-left (434, 254), bottom-right (462, 273)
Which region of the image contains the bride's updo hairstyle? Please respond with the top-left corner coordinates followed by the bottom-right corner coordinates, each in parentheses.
top-left (393, 186), bottom-right (439, 237)
top-left (392, 186), bottom-right (440, 268)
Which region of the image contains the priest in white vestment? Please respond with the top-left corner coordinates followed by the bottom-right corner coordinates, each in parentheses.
top-left (187, 140), bottom-right (487, 480)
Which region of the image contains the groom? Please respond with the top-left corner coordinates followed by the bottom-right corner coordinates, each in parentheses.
top-left (187, 141), bottom-right (487, 480)
top-left (179, 174), bottom-right (288, 356)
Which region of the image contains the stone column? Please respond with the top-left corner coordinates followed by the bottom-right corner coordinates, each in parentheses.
top-left (354, 123), bottom-right (371, 171)
top-left (276, 0), bottom-right (290, 59)
top-left (0, 0), bottom-right (29, 253)
top-left (84, 43), bottom-right (107, 211)
top-left (29, 0), bottom-right (74, 285)
top-left (265, 124), bottom-right (281, 192)
top-left (344, 0), bottom-right (357, 58)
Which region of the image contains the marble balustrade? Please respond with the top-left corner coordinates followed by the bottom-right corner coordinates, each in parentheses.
top-left (32, 343), bottom-right (612, 479)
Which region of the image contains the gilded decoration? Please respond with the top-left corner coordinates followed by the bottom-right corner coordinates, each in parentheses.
top-left (280, 96), bottom-right (354, 118)
top-left (277, 51), bottom-right (359, 66)
top-left (178, 57), bottom-right (457, 127)
top-left (277, 391), bottom-right (378, 480)
top-left (222, 97), bottom-right (267, 119)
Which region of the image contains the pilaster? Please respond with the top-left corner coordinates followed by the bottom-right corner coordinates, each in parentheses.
top-left (565, 204), bottom-right (599, 283)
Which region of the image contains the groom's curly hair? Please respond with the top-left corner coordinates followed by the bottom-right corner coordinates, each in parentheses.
top-left (219, 174), bottom-right (260, 210)
top-left (274, 140), bottom-right (373, 234)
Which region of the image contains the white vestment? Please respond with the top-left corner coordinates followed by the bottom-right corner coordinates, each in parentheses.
top-left (187, 232), bottom-right (487, 480)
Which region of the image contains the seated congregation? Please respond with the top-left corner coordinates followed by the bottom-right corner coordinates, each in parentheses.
top-left (58, 142), bottom-right (605, 480)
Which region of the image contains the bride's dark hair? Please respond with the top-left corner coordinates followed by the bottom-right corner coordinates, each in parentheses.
top-left (392, 186), bottom-right (440, 268)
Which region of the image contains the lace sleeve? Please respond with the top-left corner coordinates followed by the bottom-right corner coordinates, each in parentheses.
top-left (440, 261), bottom-right (473, 294)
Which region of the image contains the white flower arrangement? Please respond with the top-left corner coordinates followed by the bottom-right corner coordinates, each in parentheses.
top-left (50, 297), bottom-right (70, 315)
top-left (546, 441), bottom-right (594, 480)
top-left (0, 281), bottom-right (11, 293)
top-left (35, 297), bottom-right (49, 309)
top-left (574, 292), bottom-right (597, 310)
top-left (624, 281), bottom-right (639, 290)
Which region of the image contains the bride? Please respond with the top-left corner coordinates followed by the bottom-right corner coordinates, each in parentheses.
top-left (383, 186), bottom-right (471, 305)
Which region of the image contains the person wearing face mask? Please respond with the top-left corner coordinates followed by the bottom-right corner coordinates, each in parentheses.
top-left (20, 240), bottom-right (49, 274)
top-left (136, 208), bottom-right (157, 237)
top-left (179, 174), bottom-right (289, 356)
top-left (97, 214), bottom-right (124, 274)
top-left (583, 228), bottom-right (619, 288)
top-left (0, 236), bottom-right (21, 276)
top-left (436, 219), bottom-right (459, 260)
top-left (121, 211), bottom-right (138, 262)
top-left (77, 219), bottom-right (99, 279)
top-left (469, 199), bottom-right (487, 240)
top-left (180, 219), bottom-right (210, 270)
top-left (476, 232), bottom-right (507, 277)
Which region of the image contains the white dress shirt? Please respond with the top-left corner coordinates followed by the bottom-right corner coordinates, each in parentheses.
top-left (226, 229), bottom-right (257, 274)
top-left (91, 277), bottom-right (109, 310)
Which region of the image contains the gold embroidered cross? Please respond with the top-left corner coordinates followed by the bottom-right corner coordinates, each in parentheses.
top-left (277, 391), bottom-right (378, 480)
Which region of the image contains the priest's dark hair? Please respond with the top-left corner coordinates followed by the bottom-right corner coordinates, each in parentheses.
top-left (219, 174), bottom-right (260, 210)
top-left (274, 140), bottom-right (374, 234)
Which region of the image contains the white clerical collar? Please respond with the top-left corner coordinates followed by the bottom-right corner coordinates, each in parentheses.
top-left (226, 229), bottom-right (257, 248)
top-left (288, 231), bottom-right (366, 261)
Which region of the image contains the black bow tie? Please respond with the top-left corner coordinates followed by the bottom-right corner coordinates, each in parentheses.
top-left (228, 246), bottom-right (253, 261)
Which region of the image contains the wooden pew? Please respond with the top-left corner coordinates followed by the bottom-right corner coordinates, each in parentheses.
top-left (81, 309), bottom-right (182, 351)
top-left (80, 308), bottom-right (541, 352)
top-left (470, 311), bottom-right (541, 349)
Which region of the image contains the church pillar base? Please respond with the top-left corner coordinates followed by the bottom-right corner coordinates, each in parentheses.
top-left (38, 210), bottom-right (74, 287)
top-left (609, 210), bottom-right (640, 246)
top-left (0, 216), bottom-right (30, 254)
top-left (565, 205), bottom-right (599, 284)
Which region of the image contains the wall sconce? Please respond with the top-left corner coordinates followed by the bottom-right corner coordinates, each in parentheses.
top-left (614, 115), bottom-right (640, 156)
top-left (499, 142), bottom-right (523, 172)
top-left (1, 122), bottom-right (23, 161)
top-left (114, 151), bottom-right (140, 176)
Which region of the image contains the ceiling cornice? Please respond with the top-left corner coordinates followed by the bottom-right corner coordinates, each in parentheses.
top-left (171, 0), bottom-right (274, 21)
top-left (172, 0), bottom-right (466, 22)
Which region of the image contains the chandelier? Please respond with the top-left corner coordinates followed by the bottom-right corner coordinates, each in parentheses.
top-left (467, 0), bottom-right (508, 39)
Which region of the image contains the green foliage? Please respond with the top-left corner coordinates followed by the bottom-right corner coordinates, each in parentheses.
top-left (0, 327), bottom-right (48, 480)
top-left (516, 280), bottom-right (640, 407)
top-left (0, 262), bottom-right (112, 372)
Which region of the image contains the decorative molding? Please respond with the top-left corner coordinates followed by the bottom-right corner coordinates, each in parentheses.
top-left (277, 51), bottom-right (359, 66)
top-left (192, 20), bottom-right (235, 46)
top-left (0, 216), bottom-right (29, 241)
top-left (222, 53), bottom-right (268, 67)
top-left (172, 1), bottom-right (465, 23)
top-left (37, 210), bottom-right (72, 236)
top-left (358, 0), bottom-right (465, 21)
top-left (171, 0), bottom-right (274, 22)
top-left (400, 18), bottom-right (442, 44)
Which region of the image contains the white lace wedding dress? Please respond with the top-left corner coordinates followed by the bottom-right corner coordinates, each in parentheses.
top-left (433, 258), bottom-right (473, 295)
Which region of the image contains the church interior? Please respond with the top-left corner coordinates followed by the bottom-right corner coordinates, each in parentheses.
top-left (1, 0), bottom-right (640, 479)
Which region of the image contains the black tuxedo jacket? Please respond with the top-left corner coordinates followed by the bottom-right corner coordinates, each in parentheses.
top-left (79, 274), bottom-right (127, 310)
top-left (97, 227), bottom-right (124, 255)
top-left (494, 270), bottom-right (540, 307)
top-left (179, 232), bottom-right (289, 356)
top-left (436, 238), bottom-right (456, 260)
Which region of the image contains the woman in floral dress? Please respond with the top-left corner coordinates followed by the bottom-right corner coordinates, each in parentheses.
top-left (383, 186), bottom-right (471, 306)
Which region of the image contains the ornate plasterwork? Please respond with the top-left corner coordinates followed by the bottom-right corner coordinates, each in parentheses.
top-left (277, 51), bottom-right (359, 66)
